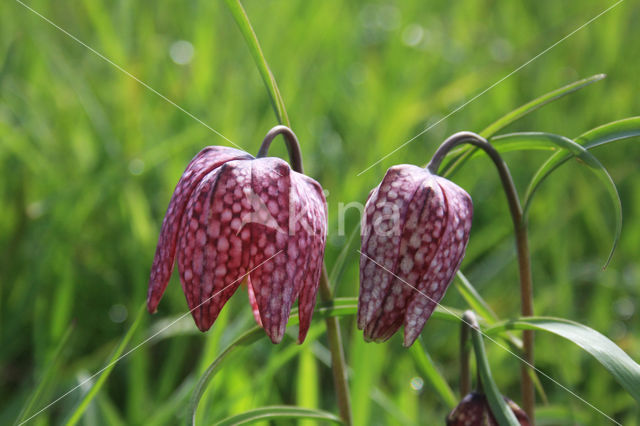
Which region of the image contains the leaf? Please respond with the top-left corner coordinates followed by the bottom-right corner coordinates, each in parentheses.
top-left (466, 312), bottom-right (520, 426)
top-left (487, 317), bottom-right (640, 404)
top-left (189, 298), bottom-right (460, 424)
top-left (222, 0), bottom-right (290, 127)
top-left (440, 74), bottom-right (606, 176)
top-left (479, 74), bottom-right (606, 138)
top-left (65, 304), bottom-right (146, 426)
top-left (213, 406), bottom-right (342, 425)
top-left (409, 340), bottom-right (457, 409)
top-left (455, 271), bottom-right (499, 324)
top-left (517, 132), bottom-right (622, 268)
top-left (525, 117), bottom-right (640, 213)
top-left (14, 323), bottom-right (75, 425)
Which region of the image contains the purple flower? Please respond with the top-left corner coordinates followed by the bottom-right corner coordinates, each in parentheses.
top-left (147, 145), bottom-right (327, 344)
top-left (358, 164), bottom-right (472, 346)
top-left (446, 392), bottom-right (530, 426)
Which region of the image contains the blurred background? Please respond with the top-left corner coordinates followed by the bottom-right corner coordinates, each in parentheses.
top-left (1, 0), bottom-right (639, 424)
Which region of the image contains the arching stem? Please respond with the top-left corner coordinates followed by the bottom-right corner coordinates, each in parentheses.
top-left (428, 132), bottom-right (535, 421)
top-left (257, 125), bottom-right (304, 173)
top-left (258, 125), bottom-right (352, 425)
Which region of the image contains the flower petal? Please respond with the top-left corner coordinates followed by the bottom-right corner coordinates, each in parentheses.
top-left (402, 177), bottom-right (472, 346)
top-left (364, 173), bottom-right (446, 342)
top-left (293, 174), bottom-right (327, 343)
top-left (358, 165), bottom-right (424, 332)
top-left (177, 160), bottom-right (253, 331)
top-left (247, 158), bottom-right (294, 343)
top-left (147, 146), bottom-right (252, 313)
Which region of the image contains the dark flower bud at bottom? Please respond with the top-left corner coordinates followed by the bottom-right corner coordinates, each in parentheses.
top-left (446, 392), bottom-right (531, 426)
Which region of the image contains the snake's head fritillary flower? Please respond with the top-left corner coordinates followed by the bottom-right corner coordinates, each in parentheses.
top-left (147, 126), bottom-right (327, 344)
top-left (446, 392), bottom-right (530, 426)
top-left (358, 164), bottom-right (472, 347)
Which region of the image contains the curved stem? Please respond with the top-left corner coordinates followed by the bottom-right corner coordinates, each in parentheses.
top-left (429, 132), bottom-right (535, 421)
top-left (258, 125), bottom-right (304, 173)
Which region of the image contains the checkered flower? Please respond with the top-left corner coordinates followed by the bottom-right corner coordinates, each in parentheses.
top-left (358, 164), bottom-right (472, 346)
top-left (446, 392), bottom-right (530, 426)
top-left (147, 135), bottom-right (327, 344)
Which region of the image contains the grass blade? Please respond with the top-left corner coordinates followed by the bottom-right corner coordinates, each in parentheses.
top-left (65, 304), bottom-right (146, 426)
top-left (455, 271), bottom-right (499, 324)
top-left (409, 340), bottom-right (457, 409)
top-left (222, 0), bottom-right (290, 127)
top-left (213, 406), bottom-right (342, 425)
top-left (466, 312), bottom-right (520, 425)
top-left (14, 323), bottom-right (75, 425)
top-left (514, 133), bottom-right (621, 268)
top-left (486, 316), bottom-right (640, 404)
top-left (440, 74), bottom-right (606, 176)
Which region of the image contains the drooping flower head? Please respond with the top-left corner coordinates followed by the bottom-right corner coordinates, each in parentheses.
top-left (147, 126), bottom-right (327, 344)
top-left (358, 163), bottom-right (472, 347)
top-left (446, 392), bottom-right (531, 426)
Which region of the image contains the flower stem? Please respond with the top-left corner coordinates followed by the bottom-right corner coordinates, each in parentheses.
top-left (319, 265), bottom-right (353, 426)
top-left (459, 318), bottom-right (471, 397)
top-left (428, 132), bottom-right (535, 422)
top-left (258, 125), bottom-right (304, 173)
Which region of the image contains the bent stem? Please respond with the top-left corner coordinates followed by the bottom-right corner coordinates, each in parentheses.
top-left (259, 127), bottom-right (352, 425)
top-left (428, 132), bottom-right (535, 421)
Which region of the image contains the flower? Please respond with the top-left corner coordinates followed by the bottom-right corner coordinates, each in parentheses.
top-left (358, 164), bottom-right (472, 346)
top-left (147, 144), bottom-right (327, 344)
top-left (446, 392), bottom-right (530, 426)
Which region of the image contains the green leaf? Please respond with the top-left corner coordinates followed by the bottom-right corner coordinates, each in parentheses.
top-left (466, 312), bottom-right (520, 426)
top-left (525, 117), bottom-right (640, 213)
top-left (222, 0), bottom-right (289, 127)
top-left (487, 317), bottom-right (640, 403)
top-left (455, 271), bottom-right (499, 325)
top-left (189, 298), bottom-right (460, 424)
top-left (440, 74), bottom-right (606, 176)
top-left (14, 323), bottom-right (75, 425)
top-left (518, 132), bottom-right (622, 268)
top-left (213, 406), bottom-right (342, 425)
top-left (65, 304), bottom-right (146, 426)
top-left (479, 74), bottom-right (606, 138)
top-left (409, 340), bottom-right (457, 409)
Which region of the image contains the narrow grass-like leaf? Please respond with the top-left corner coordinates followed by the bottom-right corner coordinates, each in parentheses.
top-left (441, 74), bottom-right (606, 176)
top-left (525, 117), bottom-right (640, 218)
top-left (14, 323), bottom-right (75, 425)
top-left (455, 271), bottom-right (499, 324)
top-left (222, 0), bottom-right (290, 127)
top-left (213, 406), bottom-right (342, 425)
top-left (409, 340), bottom-right (457, 409)
top-left (189, 299), bottom-right (459, 424)
top-left (514, 133), bottom-right (622, 267)
top-left (486, 317), bottom-right (640, 404)
top-left (65, 304), bottom-right (146, 426)
top-left (466, 312), bottom-right (520, 426)
top-left (480, 74), bottom-right (606, 138)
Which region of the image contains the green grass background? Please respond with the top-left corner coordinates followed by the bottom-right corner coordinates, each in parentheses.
top-left (1, 0), bottom-right (639, 424)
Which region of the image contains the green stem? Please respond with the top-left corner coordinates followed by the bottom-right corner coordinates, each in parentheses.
top-left (459, 320), bottom-right (471, 397)
top-left (319, 266), bottom-right (353, 426)
top-left (429, 132), bottom-right (535, 422)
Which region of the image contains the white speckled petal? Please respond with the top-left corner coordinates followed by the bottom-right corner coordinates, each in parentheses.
top-left (358, 165), bottom-right (424, 334)
top-left (247, 158), bottom-right (294, 344)
top-left (402, 176), bottom-right (472, 346)
top-left (147, 146), bottom-right (252, 313)
top-left (177, 161), bottom-right (253, 331)
top-left (294, 174), bottom-right (327, 343)
top-left (364, 173), bottom-right (446, 342)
